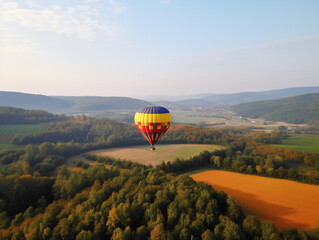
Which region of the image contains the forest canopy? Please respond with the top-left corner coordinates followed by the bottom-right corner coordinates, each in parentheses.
top-left (233, 93), bottom-right (319, 124)
top-left (0, 107), bottom-right (69, 124)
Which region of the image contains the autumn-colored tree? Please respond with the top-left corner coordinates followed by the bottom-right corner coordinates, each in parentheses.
top-left (150, 223), bottom-right (165, 240)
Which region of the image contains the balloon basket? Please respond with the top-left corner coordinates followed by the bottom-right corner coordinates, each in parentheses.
top-left (150, 146), bottom-right (156, 151)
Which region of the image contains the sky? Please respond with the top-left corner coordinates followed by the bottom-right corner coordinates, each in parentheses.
top-left (1, 0), bottom-right (319, 97)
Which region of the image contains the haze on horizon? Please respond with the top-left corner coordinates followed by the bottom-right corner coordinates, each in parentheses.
top-left (1, 0), bottom-right (319, 97)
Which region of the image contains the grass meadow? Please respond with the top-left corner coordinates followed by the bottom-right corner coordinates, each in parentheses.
top-left (272, 135), bottom-right (319, 153)
top-left (0, 124), bottom-right (46, 150)
top-left (170, 110), bottom-right (306, 131)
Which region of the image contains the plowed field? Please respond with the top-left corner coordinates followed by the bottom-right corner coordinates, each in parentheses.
top-left (191, 170), bottom-right (319, 230)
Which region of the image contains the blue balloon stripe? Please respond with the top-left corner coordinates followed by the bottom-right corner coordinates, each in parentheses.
top-left (137, 106), bottom-right (170, 114)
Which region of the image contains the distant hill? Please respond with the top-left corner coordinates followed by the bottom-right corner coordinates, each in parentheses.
top-left (176, 99), bottom-right (216, 107)
top-left (0, 92), bottom-right (153, 114)
top-left (138, 86), bottom-right (319, 108)
top-left (152, 101), bottom-right (188, 110)
top-left (137, 93), bottom-right (213, 102)
top-left (233, 93), bottom-right (319, 124)
top-left (54, 96), bottom-right (153, 113)
top-left (0, 106), bottom-right (68, 124)
top-left (203, 86), bottom-right (319, 104)
top-left (0, 91), bottom-right (72, 112)
top-left (2, 87), bottom-right (319, 114)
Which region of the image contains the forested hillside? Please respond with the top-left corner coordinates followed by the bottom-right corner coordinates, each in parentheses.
top-left (0, 92), bottom-right (71, 112)
top-left (233, 93), bottom-right (319, 124)
top-left (0, 107), bottom-right (69, 124)
top-left (0, 91), bottom-right (152, 114)
top-left (55, 96), bottom-right (152, 112)
top-left (1, 163), bottom-right (319, 239)
top-left (202, 86), bottom-right (319, 104)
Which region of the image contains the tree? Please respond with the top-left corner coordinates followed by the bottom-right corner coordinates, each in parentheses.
top-left (214, 216), bottom-right (242, 240)
top-left (242, 215), bottom-right (261, 238)
top-left (111, 228), bottom-right (124, 240)
top-left (107, 208), bottom-right (120, 232)
top-left (150, 223), bottom-right (165, 240)
top-left (76, 230), bottom-right (94, 240)
top-left (262, 222), bottom-right (280, 240)
top-left (227, 196), bottom-right (244, 223)
top-left (256, 165), bottom-right (263, 174)
top-left (39, 142), bottom-right (54, 158)
top-left (211, 156), bottom-right (221, 168)
top-left (288, 168), bottom-right (298, 179)
top-left (12, 213), bottom-right (24, 226)
top-left (201, 229), bottom-right (214, 240)
top-left (179, 228), bottom-right (191, 240)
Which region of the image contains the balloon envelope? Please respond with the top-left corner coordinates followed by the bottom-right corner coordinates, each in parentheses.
top-left (134, 106), bottom-right (171, 146)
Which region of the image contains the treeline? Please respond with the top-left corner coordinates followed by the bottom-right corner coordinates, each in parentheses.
top-left (158, 142), bottom-right (319, 184)
top-left (0, 142), bottom-right (83, 176)
top-left (12, 118), bottom-right (144, 145)
top-left (86, 155), bottom-right (151, 170)
top-left (1, 164), bottom-right (318, 239)
top-left (0, 106), bottom-right (69, 124)
top-left (234, 93), bottom-right (319, 124)
top-left (299, 125), bottom-right (319, 135)
top-left (12, 119), bottom-right (243, 147)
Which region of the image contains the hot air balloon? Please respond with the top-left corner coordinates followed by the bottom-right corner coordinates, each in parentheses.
top-left (134, 106), bottom-right (171, 150)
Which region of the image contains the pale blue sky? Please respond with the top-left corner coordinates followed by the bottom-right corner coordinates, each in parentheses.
top-left (1, 0), bottom-right (319, 97)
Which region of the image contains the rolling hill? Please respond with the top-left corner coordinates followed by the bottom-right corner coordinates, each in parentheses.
top-left (54, 96), bottom-right (153, 113)
top-left (139, 86), bottom-right (319, 108)
top-left (202, 86), bottom-right (319, 104)
top-left (233, 93), bottom-right (319, 124)
top-left (0, 91), bottom-right (152, 114)
top-left (0, 91), bottom-right (72, 112)
top-left (0, 106), bottom-right (68, 124)
top-left (2, 87), bottom-right (319, 114)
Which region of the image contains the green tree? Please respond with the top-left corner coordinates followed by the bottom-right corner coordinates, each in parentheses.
top-left (262, 222), bottom-right (280, 240)
top-left (76, 230), bottom-right (94, 240)
top-left (227, 196), bottom-right (244, 223)
top-left (214, 216), bottom-right (242, 240)
top-left (242, 215), bottom-right (261, 238)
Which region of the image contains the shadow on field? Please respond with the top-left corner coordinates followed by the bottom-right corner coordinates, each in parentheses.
top-left (212, 184), bottom-right (311, 230)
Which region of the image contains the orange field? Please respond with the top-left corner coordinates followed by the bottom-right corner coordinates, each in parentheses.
top-left (191, 170), bottom-right (319, 230)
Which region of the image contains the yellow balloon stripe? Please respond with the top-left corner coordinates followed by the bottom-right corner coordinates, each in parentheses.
top-left (134, 113), bottom-right (171, 126)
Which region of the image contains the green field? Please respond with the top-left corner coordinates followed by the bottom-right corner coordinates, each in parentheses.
top-left (171, 110), bottom-right (230, 124)
top-left (170, 110), bottom-right (299, 131)
top-left (69, 144), bottom-right (224, 167)
top-left (0, 124), bottom-right (46, 136)
top-left (0, 124), bottom-right (46, 150)
top-left (0, 144), bottom-right (15, 151)
top-left (272, 135), bottom-right (319, 153)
